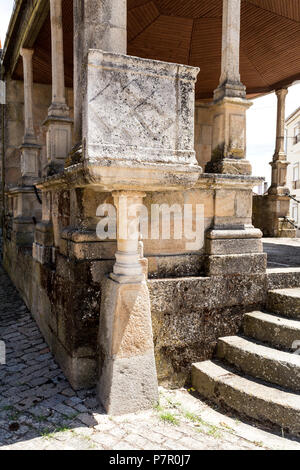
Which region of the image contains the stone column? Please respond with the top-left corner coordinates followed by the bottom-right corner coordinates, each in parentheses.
top-left (73, 0), bottom-right (127, 153)
top-left (98, 190), bottom-right (158, 415)
top-left (269, 88), bottom-right (289, 195)
top-left (110, 191), bottom-right (145, 284)
top-left (206, 0), bottom-right (252, 175)
top-left (21, 49), bottom-right (36, 144)
top-left (20, 48), bottom-right (40, 183)
top-left (44, 0), bottom-right (72, 173)
top-left (33, 190), bottom-right (55, 265)
top-left (256, 87), bottom-right (296, 238)
top-left (48, 0), bottom-right (69, 117)
top-left (215, 0), bottom-right (245, 101)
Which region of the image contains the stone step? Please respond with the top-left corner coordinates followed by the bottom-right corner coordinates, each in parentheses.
top-left (243, 311), bottom-right (300, 351)
top-left (216, 336), bottom-right (300, 392)
top-left (267, 288), bottom-right (300, 319)
top-left (192, 360), bottom-right (300, 436)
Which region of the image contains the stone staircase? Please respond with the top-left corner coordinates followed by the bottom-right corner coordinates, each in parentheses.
top-left (192, 288), bottom-right (300, 436)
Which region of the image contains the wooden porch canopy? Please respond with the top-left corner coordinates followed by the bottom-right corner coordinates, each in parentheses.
top-left (5, 0), bottom-right (300, 99)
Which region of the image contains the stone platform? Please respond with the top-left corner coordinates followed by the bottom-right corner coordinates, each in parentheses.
top-left (193, 287), bottom-right (300, 437)
top-left (1, 263), bottom-right (299, 450)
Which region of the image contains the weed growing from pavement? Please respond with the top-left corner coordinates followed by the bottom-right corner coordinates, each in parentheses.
top-left (159, 412), bottom-right (179, 426)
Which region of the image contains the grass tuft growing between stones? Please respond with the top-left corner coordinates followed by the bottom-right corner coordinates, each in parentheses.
top-left (159, 412), bottom-right (179, 426)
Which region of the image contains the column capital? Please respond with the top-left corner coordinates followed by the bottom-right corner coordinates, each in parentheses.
top-left (112, 191), bottom-right (147, 203)
top-left (49, 0), bottom-right (62, 6)
top-left (20, 48), bottom-right (34, 59)
top-left (276, 88), bottom-right (288, 98)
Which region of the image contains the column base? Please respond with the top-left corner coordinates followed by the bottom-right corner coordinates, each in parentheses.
top-left (214, 80), bottom-right (246, 101)
top-left (19, 143), bottom-right (41, 181)
top-left (269, 158), bottom-right (289, 195)
top-left (205, 96), bottom-right (252, 176)
top-left (48, 103), bottom-right (70, 118)
top-left (8, 186), bottom-right (42, 246)
top-left (43, 115), bottom-right (73, 173)
top-left (110, 272), bottom-right (145, 284)
top-left (33, 221), bottom-right (55, 265)
top-left (205, 227), bottom-right (266, 276)
top-left (253, 194), bottom-right (297, 238)
top-left (268, 185), bottom-right (290, 196)
top-left (12, 216), bottom-right (36, 246)
top-left (111, 251), bottom-right (145, 284)
top-left (276, 219), bottom-right (297, 238)
top-left (98, 277), bottom-right (158, 415)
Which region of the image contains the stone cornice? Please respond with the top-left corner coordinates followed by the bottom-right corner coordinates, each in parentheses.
top-left (36, 162), bottom-right (263, 193)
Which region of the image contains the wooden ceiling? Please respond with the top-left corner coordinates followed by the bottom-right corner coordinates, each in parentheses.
top-left (14, 0), bottom-right (73, 88)
top-left (13, 0), bottom-right (300, 99)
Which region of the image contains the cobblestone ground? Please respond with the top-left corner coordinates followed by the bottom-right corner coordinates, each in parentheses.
top-left (0, 264), bottom-right (300, 450)
top-left (263, 238), bottom-right (300, 268)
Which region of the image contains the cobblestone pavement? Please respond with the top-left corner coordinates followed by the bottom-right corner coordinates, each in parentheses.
top-left (0, 265), bottom-right (300, 451)
top-left (263, 238), bottom-right (300, 268)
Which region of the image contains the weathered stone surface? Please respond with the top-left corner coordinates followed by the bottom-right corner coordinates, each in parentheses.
top-left (207, 228), bottom-right (262, 240)
top-left (44, 117), bottom-right (73, 170)
top-left (206, 98), bottom-right (252, 176)
top-left (217, 335), bottom-right (300, 391)
top-left (267, 268), bottom-right (300, 290)
top-left (253, 194), bottom-right (296, 238)
top-left (243, 311), bottom-right (300, 350)
top-left (205, 227), bottom-right (264, 272)
top-left (205, 253), bottom-right (267, 276)
top-left (60, 228), bottom-right (117, 260)
top-left (5, 269), bottom-right (291, 450)
top-left (73, 0), bottom-right (127, 145)
top-left (267, 288), bottom-right (300, 318)
top-left (98, 277), bottom-right (158, 414)
top-left (147, 254), bottom-right (203, 278)
top-left (84, 50), bottom-right (199, 167)
top-left (192, 360), bottom-right (300, 436)
top-left (149, 274), bottom-right (267, 386)
top-left (194, 103), bottom-right (213, 169)
top-left (34, 222), bottom-right (54, 246)
top-left (206, 238), bottom-right (263, 255)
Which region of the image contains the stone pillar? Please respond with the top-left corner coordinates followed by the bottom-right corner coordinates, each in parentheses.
top-left (20, 48), bottom-right (40, 184)
top-left (254, 87), bottom-right (296, 238)
top-left (269, 88), bottom-right (289, 195)
top-left (110, 191), bottom-right (145, 284)
top-left (73, 0), bottom-right (127, 152)
top-left (98, 190), bottom-right (158, 415)
top-left (44, 0), bottom-right (72, 173)
top-left (33, 190), bottom-right (55, 265)
top-left (206, 0), bottom-right (252, 175)
top-left (48, 0), bottom-right (69, 117)
top-left (215, 0), bottom-right (245, 101)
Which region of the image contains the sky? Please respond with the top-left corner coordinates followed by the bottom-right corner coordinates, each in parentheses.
top-left (0, 0), bottom-right (14, 48)
top-left (1, 1), bottom-right (300, 186)
top-left (247, 83), bottom-right (300, 185)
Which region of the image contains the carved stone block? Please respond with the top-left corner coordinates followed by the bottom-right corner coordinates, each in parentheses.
top-left (84, 50), bottom-right (199, 167)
